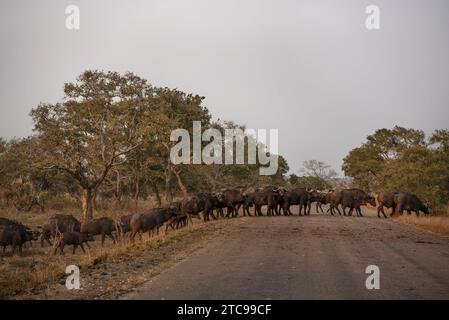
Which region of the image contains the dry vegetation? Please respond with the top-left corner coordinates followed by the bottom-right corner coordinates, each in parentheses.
top-left (0, 202), bottom-right (243, 299)
top-left (394, 212), bottom-right (449, 237)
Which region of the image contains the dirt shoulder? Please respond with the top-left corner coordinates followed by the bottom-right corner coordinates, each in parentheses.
top-left (5, 218), bottom-right (245, 300)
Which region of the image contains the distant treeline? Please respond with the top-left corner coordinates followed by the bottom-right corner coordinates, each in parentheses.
top-left (343, 126), bottom-right (449, 214)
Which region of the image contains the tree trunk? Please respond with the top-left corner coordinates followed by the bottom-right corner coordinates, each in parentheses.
top-left (152, 183), bottom-right (162, 206)
top-left (172, 166), bottom-right (188, 198)
top-left (164, 169), bottom-right (173, 203)
top-left (115, 169), bottom-right (122, 203)
top-left (82, 187), bottom-right (94, 221)
top-left (134, 173), bottom-right (140, 209)
top-left (92, 187), bottom-right (99, 211)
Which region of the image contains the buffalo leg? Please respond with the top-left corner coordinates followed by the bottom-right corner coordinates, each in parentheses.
top-left (347, 207), bottom-right (353, 216)
top-left (377, 205), bottom-right (387, 218)
top-left (335, 205), bottom-right (342, 215)
top-left (108, 233), bottom-right (116, 244)
top-left (235, 204), bottom-right (242, 216)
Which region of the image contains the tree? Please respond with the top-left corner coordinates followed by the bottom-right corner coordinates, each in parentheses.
top-left (0, 137), bottom-right (59, 211)
top-left (152, 88), bottom-right (211, 200)
top-left (289, 174), bottom-right (331, 190)
top-left (301, 160), bottom-right (337, 181)
top-left (430, 129), bottom-right (449, 152)
top-left (343, 126), bottom-right (449, 213)
top-left (30, 70), bottom-right (156, 220)
top-left (342, 126), bottom-right (426, 191)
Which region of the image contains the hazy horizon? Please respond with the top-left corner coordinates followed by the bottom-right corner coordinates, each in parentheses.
top-left (1, 0), bottom-right (449, 175)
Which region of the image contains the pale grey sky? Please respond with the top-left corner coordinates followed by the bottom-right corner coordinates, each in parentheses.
top-left (1, 0), bottom-right (448, 174)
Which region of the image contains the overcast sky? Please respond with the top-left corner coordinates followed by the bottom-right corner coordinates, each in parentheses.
top-left (1, 0), bottom-right (448, 175)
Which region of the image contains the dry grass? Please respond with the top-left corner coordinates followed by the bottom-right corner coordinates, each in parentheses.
top-left (0, 203), bottom-right (221, 299)
top-left (395, 214), bottom-right (449, 237)
top-left (0, 224), bottom-right (198, 299)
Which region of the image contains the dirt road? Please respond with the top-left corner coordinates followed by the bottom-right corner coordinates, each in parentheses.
top-left (123, 212), bottom-right (449, 300)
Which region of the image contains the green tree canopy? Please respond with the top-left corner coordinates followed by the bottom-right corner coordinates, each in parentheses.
top-left (343, 126), bottom-right (449, 213)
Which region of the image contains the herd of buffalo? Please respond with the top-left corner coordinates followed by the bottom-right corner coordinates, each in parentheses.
top-left (0, 186), bottom-right (429, 255)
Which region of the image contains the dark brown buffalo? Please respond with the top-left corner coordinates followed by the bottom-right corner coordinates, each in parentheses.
top-left (81, 217), bottom-right (116, 246)
top-left (181, 193), bottom-right (224, 222)
top-left (211, 194), bottom-right (227, 218)
top-left (165, 201), bottom-right (188, 230)
top-left (308, 190), bottom-right (330, 214)
top-left (53, 231), bottom-right (94, 255)
top-left (242, 187), bottom-right (258, 216)
top-left (328, 189), bottom-right (343, 215)
top-left (279, 188), bottom-right (309, 216)
top-left (329, 189), bottom-right (375, 216)
top-left (0, 224), bottom-right (37, 255)
top-left (393, 193), bottom-right (429, 216)
top-left (0, 218), bottom-right (39, 248)
top-left (244, 186), bottom-right (283, 216)
top-left (377, 192), bottom-right (397, 218)
top-left (130, 206), bottom-right (179, 241)
top-left (117, 214), bottom-right (133, 235)
top-left (204, 192), bottom-right (226, 221)
top-left (180, 195), bottom-right (199, 223)
top-left (40, 214), bottom-right (81, 247)
top-left (220, 189), bottom-right (245, 218)
top-left (0, 217), bottom-right (24, 227)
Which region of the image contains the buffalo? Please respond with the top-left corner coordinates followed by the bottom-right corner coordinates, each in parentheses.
top-left (181, 193), bottom-right (216, 223)
top-left (53, 231), bottom-right (94, 255)
top-left (40, 214), bottom-right (81, 247)
top-left (329, 189), bottom-right (375, 216)
top-left (0, 218), bottom-right (39, 247)
top-left (376, 192), bottom-right (397, 218)
top-left (165, 201), bottom-right (189, 230)
top-left (244, 186), bottom-right (283, 216)
top-left (279, 188), bottom-right (309, 216)
top-left (219, 189), bottom-right (245, 218)
top-left (393, 193), bottom-right (429, 216)
top-left (117, 214), bottom-right (133, 236)
top-left (0, 224), bottom-right (37, 255)
top-left (81, 217), bottom-right (117, 246)
top-left (130, 205), bottom-right (179, 241)
top-left (307, 190), bottom-right (330, 214)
